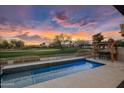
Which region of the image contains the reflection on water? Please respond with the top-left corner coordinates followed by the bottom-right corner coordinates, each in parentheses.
top-left (1, 60), bottom-right (104, 88)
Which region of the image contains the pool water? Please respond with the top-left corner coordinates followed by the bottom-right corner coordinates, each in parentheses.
top-left (1, 59), bottom-right (104, 88)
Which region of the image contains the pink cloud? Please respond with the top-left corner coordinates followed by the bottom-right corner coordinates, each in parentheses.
top-left (53, 16), bottom-right (82, 28)
top-left (52, 11), bottom-right (83, 28)
top-left (52, 10), bottom-right (99, 29)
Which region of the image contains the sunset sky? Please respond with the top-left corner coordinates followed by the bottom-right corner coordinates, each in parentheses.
top-left (0, 5), bottom-right (124, 45)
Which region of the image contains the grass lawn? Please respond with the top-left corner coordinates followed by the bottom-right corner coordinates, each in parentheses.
top-left (0, 48), bottom-right (79, 59)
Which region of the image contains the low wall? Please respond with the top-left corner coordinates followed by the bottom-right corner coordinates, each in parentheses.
top-left (118, 47), bottom-right (124, 62)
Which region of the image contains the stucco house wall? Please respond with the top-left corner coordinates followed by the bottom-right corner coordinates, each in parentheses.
top-left (118, 47), bottom-right (124, 62)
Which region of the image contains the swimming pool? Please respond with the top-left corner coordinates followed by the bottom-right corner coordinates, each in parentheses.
top-left (1, 59), bottom-right (104, 88)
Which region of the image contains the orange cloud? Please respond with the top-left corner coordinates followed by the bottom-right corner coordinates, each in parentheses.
top-left (20, 29), bottom-right (94, 43)
top-left (40, 31), bottom-right (61, 39)
top-left (102, 30), bottom-right (121, 40)
top-left (70, 31), bottom-right (94, 40)
top-left (24, 41), bottom-right (41, 45)
top-left (0, 26), bottom-right (122, 45)
top-left (0, 31), bottom-right (19, 37)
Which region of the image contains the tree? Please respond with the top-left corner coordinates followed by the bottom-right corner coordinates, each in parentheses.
top-left (0, 37), bottom-right (3, 48)
top-left (10, 39), bottom-right (24, 48)
top-left (52, 35), bottom-right (63, 49)
top-left (64, 36), bottom-right (73, 47)
top-left (92, 33), bottom-right (104, 43)
top-left (2, 40), bottom-right (9, 49)
top-left (50, 34), bottom-right (73, 49)
top-left (40, 42), bottom-right (47, 48)
top-left (74, 39), bottom-right (90, 48)
top-left (0, 39), bottom-right (25, 49)
top-left (117, 40), bottom-right (124, 47)
top-left (16, 40), bottom-right (24, 48)
top-left (10, 39), bottom-right (17, 48)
